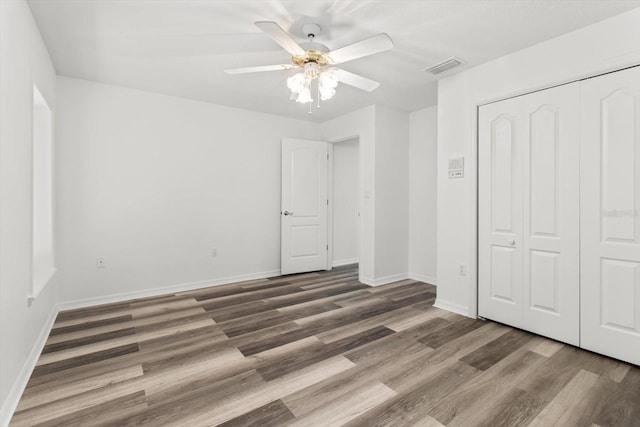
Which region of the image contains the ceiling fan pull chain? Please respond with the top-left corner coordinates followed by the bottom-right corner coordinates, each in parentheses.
top-left (317, 80), bottom-right (321, 109)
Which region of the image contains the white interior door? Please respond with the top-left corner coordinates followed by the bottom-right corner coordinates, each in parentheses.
top-left (479, 83), bottom-right (580, 345)
top-left (281, 138), bottom-right (329, 275)
top-left (580, 66), bottom-right (640, 365)
top-left (479, 96), bottom-right (524, 327)
top-left (521, 83), bottom-right (580, 345)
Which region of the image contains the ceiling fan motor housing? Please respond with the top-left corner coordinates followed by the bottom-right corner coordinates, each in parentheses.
top-left (291, 24), bottom-right (331, 67)
top-left (292, 49), bottom-right (330, 67)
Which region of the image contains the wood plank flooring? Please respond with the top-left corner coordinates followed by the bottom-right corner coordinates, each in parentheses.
top-left (10, 265), bottom-right (640, 426)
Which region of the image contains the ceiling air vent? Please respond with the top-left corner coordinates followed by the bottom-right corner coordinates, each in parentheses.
top-left (425, 57), bottom-right (464, 75)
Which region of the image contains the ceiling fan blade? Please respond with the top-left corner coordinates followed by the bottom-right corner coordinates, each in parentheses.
top-left (224, 64), bottom-right (296, 75)
top-left (334, 69), bottom-right (380, 92)
top-left (255, 21), bottom-right (306, 56)
top-left (328, 34), bottom-right (393, 64)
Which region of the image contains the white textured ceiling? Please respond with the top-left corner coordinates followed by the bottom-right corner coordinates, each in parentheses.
top-left (28, 0), bottom-right (640, 122)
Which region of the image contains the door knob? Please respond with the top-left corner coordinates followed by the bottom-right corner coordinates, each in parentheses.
top-left (283, 211), bottom-right (294, 216)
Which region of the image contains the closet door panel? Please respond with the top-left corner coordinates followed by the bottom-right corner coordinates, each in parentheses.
top-left (581, 65), bottom-right (640, 365)
top-left (529, 106), bottom-right (559, 236)
top-left (478, 98), bottom-right (524, 327)
top-left (522, 83), bottom-right (580, 345)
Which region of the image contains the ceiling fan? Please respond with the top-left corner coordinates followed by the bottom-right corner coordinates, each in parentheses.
top-left (225, 21), bottom-right (393, 108)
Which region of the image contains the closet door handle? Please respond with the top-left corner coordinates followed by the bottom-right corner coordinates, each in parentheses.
top-left (508, 240), bottom-right (516, 246)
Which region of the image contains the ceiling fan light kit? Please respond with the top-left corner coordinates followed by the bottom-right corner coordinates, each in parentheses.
top-left (224, 21), bottom-right (394, 113)
top-left (287, 63), bottom-right (339, 106)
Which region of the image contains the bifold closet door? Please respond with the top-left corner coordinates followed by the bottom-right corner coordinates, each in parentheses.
top-left (479, 83), bottom-right (580, 345)
top-left (581, 65), bottom-right (640, 365)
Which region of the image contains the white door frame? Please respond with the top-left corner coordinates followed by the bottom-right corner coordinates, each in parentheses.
top-left (327, 135), bottom-right (363, 271)
top-left (327, 142), bottom-right (334, 270)
top-left (327, 137), bottom-right (361, 270)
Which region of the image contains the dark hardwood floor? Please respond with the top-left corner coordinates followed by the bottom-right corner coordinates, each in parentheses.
top-left (10, 265), bottom-right (640, 426)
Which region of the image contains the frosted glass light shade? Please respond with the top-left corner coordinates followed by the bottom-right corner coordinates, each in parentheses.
top-left (296, 88), bottom-right (312, 103)
top-left (319, 85), bottom-right (336, 101)
top-left (287, 73), bottom-right (306, 93)
top-left (319, 69), bottom-right (339, 89)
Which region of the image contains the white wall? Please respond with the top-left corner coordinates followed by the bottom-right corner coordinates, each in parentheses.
top-left (0, 0), bottom-right (58, 423)
top-left (55, 77), bottom-right (320, 305)
top-left (437, 7), bottom-right (640, 317)
top-left (332, 138), bottom-right (359, 266)
top-left (56, 80), bottom-right (415, 300)
top-left (374, 105), bottom-right (410, 282)
top-left (409, 106), bottom-right (437, 284)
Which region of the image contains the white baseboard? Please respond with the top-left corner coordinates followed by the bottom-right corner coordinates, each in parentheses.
top-left (332, 258), bottom-right (359, 268)
top-left (0, 304), bottom-right (58, 427)
top-left (360, 272), bottom-right (409, 287)
top-left (58, 269), bottom-right (281, 312)
top-left (359, 275), bottom-right (374, 286)
top-left (433, 298), bottom-right (473, 318)
top-left (408, 273), bottom-right (437, 285)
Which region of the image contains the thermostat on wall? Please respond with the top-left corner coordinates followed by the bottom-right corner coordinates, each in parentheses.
top-left (448, 156), bottom-right (464, 178)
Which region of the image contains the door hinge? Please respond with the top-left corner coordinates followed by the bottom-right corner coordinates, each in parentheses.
top-left (326, 244), bottom-right (329, 250)
top-left (326, 199), bottom-right (329, 206)
top-left (327, 153), bottom-right (329, 160)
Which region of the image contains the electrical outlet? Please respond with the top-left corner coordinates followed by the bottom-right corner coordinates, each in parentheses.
top-left (211, 248), bottom-right (218, 258)
top-left (458, 263), bottom-right (467, 276)
top-left (96, 257), bottom-right (106, 269)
